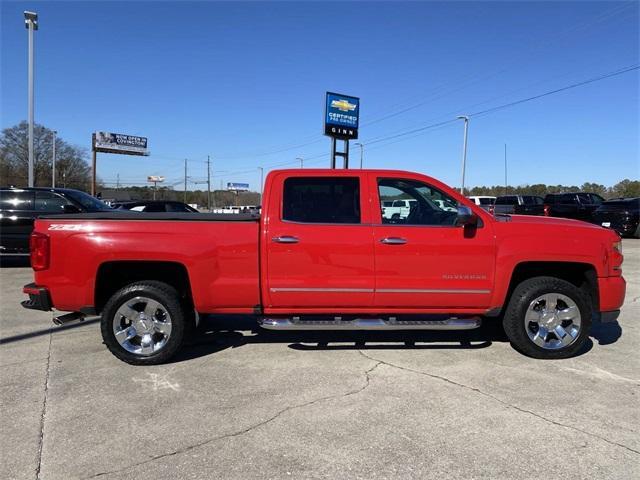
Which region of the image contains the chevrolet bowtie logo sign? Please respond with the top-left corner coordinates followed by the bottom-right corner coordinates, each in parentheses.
top-left (325, 92), bottom-right (360, 140)
top-left (330, 99), bottom-right (357, 112)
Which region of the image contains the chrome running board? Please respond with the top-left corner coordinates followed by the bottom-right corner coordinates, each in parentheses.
top-left (258, 316), bottom-right (481, 331)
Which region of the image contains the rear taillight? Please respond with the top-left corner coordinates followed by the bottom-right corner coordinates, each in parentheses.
top-left (489, 205), bottom-right (495, 215)
top-left (543, 205), bottom-right (550, 216)
top-left (30, 232), bottom-right (50, 271)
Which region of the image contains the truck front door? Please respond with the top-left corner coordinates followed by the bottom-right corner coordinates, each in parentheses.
top-left (264, 173), bottom-right (375, 309)
top-left (371, 175), bottom-right (496, 309)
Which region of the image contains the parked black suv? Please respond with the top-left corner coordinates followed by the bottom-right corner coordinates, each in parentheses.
top-left (0, 187), bottom-right (112, 254)
top-left (491, 195), bottom-right (545, 216)
top-left (593, 197), bottom-right (640, 238)
top-left (543, 192), bottom-right (604, 222)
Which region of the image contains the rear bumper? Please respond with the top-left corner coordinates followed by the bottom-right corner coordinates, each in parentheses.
top-left (21, 283), bottom-right (52, 311)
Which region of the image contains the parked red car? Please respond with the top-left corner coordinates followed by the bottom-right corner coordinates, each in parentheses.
top-left (22, 169), bottom-right (625, 364)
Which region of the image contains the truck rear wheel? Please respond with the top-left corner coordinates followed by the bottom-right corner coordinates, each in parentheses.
top-left (503, 276), bottom-right (592, 359)
top-left (100, 281), bottom-right (186, 365)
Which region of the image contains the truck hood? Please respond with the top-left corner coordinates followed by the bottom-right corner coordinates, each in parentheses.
top-left (497, 214), bottom-right (618, 238)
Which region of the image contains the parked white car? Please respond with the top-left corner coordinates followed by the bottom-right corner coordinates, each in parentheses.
top-left (382, 199), bottom-right (417, 220)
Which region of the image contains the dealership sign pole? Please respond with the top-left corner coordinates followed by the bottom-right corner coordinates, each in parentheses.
top-left (147, 176), bottom-right (165, 200)
top-left (92, 131), bottom-right (149, 196)
top-left (324, 92), bottom-right (359, 169)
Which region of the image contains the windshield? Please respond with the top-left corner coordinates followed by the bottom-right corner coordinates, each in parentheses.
top-left (64, 190), bottom-right (112, 211)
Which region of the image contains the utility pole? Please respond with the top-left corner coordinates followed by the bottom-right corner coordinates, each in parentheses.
top-left (258, 167), bottom-right (264, 201)
top-left (504, 143), bottom-right (508, 195)
top-left (457, 115), bottom-right (469, 194)
top-left (355, 142), bottom-right (364, 169)
top-left (296, 157), bottom-right (303, 168)
top-left (207, 155), bottom-right (211, 211)
top-left (24, 11), bottom-right (38, 187)
top-left (116, 173), bottom-right (120, 189)
top-left (51, 130), bottom-right (57, 187)
top-left (184, 159), bottom-right (188, 204)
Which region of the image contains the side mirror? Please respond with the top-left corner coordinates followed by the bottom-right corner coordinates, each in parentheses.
top-left (455, 206), bottom-right (478, 227)
top-left (62, 204), bottom-right (81, 214)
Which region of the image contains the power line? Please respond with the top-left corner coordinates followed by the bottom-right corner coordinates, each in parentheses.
top-left (469, 64), bottom-right (639, 118)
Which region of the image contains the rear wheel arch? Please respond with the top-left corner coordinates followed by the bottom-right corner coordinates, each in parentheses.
top-left (94, 261), bottom-right (194, 315)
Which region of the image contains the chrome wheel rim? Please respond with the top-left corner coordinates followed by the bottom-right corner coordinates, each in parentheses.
top-left (524, 293), bottom-right (581, 350)
top-left (112, 296), bottom-right (172, 356)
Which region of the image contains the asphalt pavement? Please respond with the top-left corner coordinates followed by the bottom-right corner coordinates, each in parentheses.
top-left (1, 240), bottom-right (638, 480)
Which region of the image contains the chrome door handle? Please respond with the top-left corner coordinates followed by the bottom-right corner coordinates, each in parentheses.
top-left (380, 237), bottom-right (407, 245)
top-left (272, 236), bottom-right (299, 244)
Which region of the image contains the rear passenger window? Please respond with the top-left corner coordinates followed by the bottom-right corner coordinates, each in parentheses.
top-left (142, 204), bottom-right (166, 212)
top-left (522, 196), bottom-right (543, 205)
top-left (560, 194), bottom-right (578, 204)
top-left (283, 177), bottom-right (360, 224)
top-left (35, 191), bottom-right (72, 212)
top-left (0, 190), bottom-right (34, 210)
top-left (500, 196), bottom-right (518, 205)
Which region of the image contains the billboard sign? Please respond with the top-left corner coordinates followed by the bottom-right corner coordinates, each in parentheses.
top-left (227, 182), bottom-right (249, 191)
top-left (94, 131), bottom-right (149, 155)
top-left (147, 176), bottom-right (165, 183)
top-left (324, 92), bottom-right (359, 139)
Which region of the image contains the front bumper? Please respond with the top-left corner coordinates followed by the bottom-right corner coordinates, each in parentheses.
top-left (596, 310), bottom-right (621, 323)
top-left (21, 283), bottom-right (52, 311)
top-left (598, 276), bottom-right (626, 312)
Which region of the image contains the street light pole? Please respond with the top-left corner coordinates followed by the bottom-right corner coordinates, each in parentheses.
top-left (207, 155), bottom-right (211, 211)
top-left (258, 167), bottom-right (264, 200)
top-left (184, 159), bottom-right (188, 204)
top-left (24, 11), bottom-right (38, 187)
top-left (504, 143), bottom-right (508, 195)
top-left (457, 115), bottom-right (469, 194)
top-left (355, 142), bottom-right (364, 168)
top-left (296, 157), bottom-right (303, 168)
top-left (52, 130), bottom-right (57, 187)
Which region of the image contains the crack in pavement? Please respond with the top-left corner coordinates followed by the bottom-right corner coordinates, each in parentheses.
top-left (357, 350), bottom-right (640, 456)
top-left (35, 331), bottom-right (52, 480)
top-left (87, 356), bottom-right (382, 479)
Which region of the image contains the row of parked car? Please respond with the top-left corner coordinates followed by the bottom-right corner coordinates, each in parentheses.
top-left (0, 187), bottom-right (202, 254)
top-left (1, 186), bottom-right (639, 255)
top-left (468, 193), bottom-right (640, 237)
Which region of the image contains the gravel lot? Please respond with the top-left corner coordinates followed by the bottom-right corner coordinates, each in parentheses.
top-left (1, 240), bottom-right (638, 480)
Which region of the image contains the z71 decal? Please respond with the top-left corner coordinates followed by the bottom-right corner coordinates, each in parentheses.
top-left (48, 224), bottom-right (89, 231)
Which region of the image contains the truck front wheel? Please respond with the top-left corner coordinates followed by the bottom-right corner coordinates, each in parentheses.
top-left (100, 281), bottom-right (186, 365)
top-left (503, 276), bottom-right (592, 359)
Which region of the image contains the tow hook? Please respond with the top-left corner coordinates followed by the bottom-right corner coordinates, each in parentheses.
top-left (53, 312), bottom-right (86, 326)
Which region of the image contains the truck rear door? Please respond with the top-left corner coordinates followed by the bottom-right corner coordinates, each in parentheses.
top-left (264, 172), bottom-right (375, 309)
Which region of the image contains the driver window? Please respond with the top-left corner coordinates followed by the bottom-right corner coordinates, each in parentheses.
top-left (378, 178), bottom-right (459, 226)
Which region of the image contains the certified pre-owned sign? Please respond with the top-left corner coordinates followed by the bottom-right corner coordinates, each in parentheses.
top-left (324, 92), bottom-right (359, 139)
top-left (94, 131), bottom-right (149, 156)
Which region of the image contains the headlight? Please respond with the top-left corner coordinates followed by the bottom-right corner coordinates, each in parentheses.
top-left (613, 241), bottom-right (622, 254)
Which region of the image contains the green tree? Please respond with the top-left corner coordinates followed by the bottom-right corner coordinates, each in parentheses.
top-left (0, 121), bottom-right (91, 190)
top-left (580, 182), bottom-right (608, 197)
top-left (610, 179), bottom-right (640, 198)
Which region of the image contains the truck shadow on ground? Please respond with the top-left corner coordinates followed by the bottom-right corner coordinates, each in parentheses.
top-left (172, 315), bottom-right (624, 363)
top-left (0, 315), bottom-right (623, 360)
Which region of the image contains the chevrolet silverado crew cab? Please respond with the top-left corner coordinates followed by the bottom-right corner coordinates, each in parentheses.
top-left (22, 169), bottom-right (626, 364)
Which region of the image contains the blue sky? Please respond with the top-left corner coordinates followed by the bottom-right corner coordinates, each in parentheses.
top-left (1, 1), bottom-right (638, 191)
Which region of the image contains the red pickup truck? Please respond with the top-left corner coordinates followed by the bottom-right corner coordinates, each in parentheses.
top-left (22, 169), bottom-right (626, 364)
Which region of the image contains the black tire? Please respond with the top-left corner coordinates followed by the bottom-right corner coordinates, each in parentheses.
top-left (503, 276), bottom-right (592, 359)
top-left (101, 281), bottom-right (186, 365)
